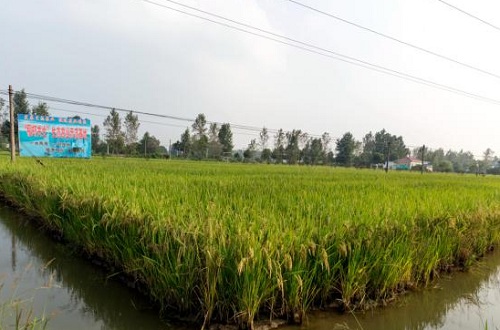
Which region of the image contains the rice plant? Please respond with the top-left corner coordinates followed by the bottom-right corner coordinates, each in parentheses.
top-left (1, 156), bottom-right (500, 328)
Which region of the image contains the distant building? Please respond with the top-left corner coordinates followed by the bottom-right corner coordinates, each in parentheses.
top-left (393, 156), bottom-right (432, 171)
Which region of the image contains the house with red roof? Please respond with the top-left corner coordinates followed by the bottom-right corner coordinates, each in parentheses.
top-left (393, 156), bottom-right (432, 171)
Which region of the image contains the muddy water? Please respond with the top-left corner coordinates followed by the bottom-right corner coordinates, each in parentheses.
top-left (2, 204), bottom-right (500, 330)
top-left (0, 205), bottom-right (192, 330)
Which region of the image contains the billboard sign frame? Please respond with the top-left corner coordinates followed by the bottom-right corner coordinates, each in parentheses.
top-left (17, 114), bottom-right (92, 158)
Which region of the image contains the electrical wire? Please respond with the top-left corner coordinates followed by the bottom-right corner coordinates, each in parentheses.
top-left (283, 0), bottom-right (500, 80)
top-left (285, 0), bottom-right (500, 79)
top-left (0, 93), bottom-right (485, 156)
top-left (0, 90), bottom-right (325, 139)
top-left (48, 105), bottom-right (265, 136)
top-left (139, 0), bottom-right (500, 107)
top-left (435, 0), bottom-right (500, 32)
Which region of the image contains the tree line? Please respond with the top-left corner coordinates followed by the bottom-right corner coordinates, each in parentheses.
top-left (171, 114), bottom-right (499, 174)
top-left (0, 91), bottom-right (498, 173)
top-left (171, 113), bottom-right (411, 166)
top-left (92, 108), bottom-right (166, 157)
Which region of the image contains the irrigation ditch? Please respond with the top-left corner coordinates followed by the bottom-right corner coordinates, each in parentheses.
top-left (3, 202), bottom-right (500, 330)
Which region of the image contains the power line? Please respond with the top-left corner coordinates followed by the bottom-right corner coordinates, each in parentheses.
top-left (47, 104), bottom-right (266, 137)
top-left (435, 0), bottom-right (500, 32)
top-left (0, 89), bottom-right (325, 138)
top-left (281, 0), bottom-right (500, 80)
top-left (139, 0), bottom-right (500, 107)
top-left (0, 90), bottom-right (488, 156)
top-left (5, 0), bottom-right (500, 109)
top-left (47, 105), bottom-right (186, 128)
top-left (0, 94), bottom-right (270, 141)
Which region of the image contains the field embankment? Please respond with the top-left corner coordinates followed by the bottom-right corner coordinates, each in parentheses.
top-left (0, 157), bottom-right (500, 328)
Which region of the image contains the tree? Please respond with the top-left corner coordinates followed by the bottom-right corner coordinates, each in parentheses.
top-left (373, 129), bottom-right (408, 162)
top-left (3, 90), bottom-right (31, 147)
top-left (178, 128), bottom-right (192, 157)
top-left (302, 140), bottom-right (311, 165)
top-left (425, 148), bottom-right (445, 167)
top-left (192, 113), bottom-right (207, 138)
top-left (478, 148), bottom-right (495, 174)
top-left (272, 129), bottom-right (286, 164)
top-left (309, 138), bottom-right (324, 165)
top-left (91, 125), bottom-right (101, 154)
top-left (103, 108), bottom-right (124, 154)
top-left (261, 148), bottom-right (272, 163)
top-left (303, 138), bottom-right (324, 165)
top-left (359, 132), bottom-right (376, 166)
top-left (483, 148), bottom-right (494, 167)
top-left (191, 113), bottom-right (208, 159)
top-left (259, 127), bottom-right (269, 150)
top-left (321, 132), bottom-right (331, 165)
top-left (0, 98), bottom-right (5, 121)
top-left (124, 111), bottom-right (140, 153)
top-left (359, 129), bottom-right (408, 166)
top-left (208, 123), bottom-right (222, 159)
top-left (138, 132), bottom-right (161, 156)
top-left (0, 121), bottom-right (9, 149)
top-left (326, 151), bottom-right (335, 165)
top-left (218, 123), bottom-right (233, 155)
top-left (13, 89), bottom-right (30, 115)
top-left (172, 140), bottom-right (182, 157)
top-left (285, 129), bottom-right (303, 164)
top-left (244, 139), bottom-right (258, 161)
top-left (0, 98), bottom-right (6, 149)
top-left (32, 102), bottom-right (50, 116)
top-left (335, 132), bottom-right (357, 166)
top-left (444, 149), bottom-right (475, 173)
top-left (233, 152), bottom-right (242, 162)
top-left (435, 160), bottom-right (453, 172)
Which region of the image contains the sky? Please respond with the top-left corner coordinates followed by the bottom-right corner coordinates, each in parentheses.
top-left (1, 0), bottom-right (500, 157)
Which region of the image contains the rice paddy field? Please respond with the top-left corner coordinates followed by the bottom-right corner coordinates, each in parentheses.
top-left (1, 156), bottom-right (500, 329)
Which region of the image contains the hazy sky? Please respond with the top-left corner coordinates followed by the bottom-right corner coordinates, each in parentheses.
top-left (2, 0), bottom-right (500, 156)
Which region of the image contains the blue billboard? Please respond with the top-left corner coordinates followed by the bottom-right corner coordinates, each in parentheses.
top-left (18, 114), bottom-right (91, 158)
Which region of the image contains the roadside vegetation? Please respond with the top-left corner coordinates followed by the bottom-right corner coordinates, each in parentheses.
top-left (1, 156), bottom-right (500, 328)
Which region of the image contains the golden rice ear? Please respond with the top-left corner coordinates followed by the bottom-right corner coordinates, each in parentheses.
top-left (321, 247), bottom-right (330, 273)
top-left (339, 242), bottom-right (348, 258)
top-left (284, 254), bottom-right (293, 271)
top-left (237, 257), bottom-right (248, 275)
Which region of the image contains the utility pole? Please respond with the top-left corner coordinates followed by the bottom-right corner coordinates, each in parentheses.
top-left (421, 144), bottom-right (425, 174)
top-left (169, 139), bottom-right (172, 159)
top-left (144, 134), bottom-right (147, 157)
top-left (385, 141), bottom-right (391, 173)
top-left (8, 85), bottom-right (15, 162)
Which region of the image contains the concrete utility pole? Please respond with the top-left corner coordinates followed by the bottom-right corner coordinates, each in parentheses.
top-left (385, 141), bottom-right (391, 173)
top-left (8, 85), bottom-right (15, 162)
top-left (421, 144), bottom-right (425, 174)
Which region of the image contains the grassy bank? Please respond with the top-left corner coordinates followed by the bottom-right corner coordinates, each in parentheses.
top-left (0, 156), bottom-right (500, 328)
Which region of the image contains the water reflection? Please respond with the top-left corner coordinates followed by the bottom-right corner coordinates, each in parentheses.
top-left (0, 205), bottom-right (191, 330)
top-left (11, 234), bottom-right (16, 272)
